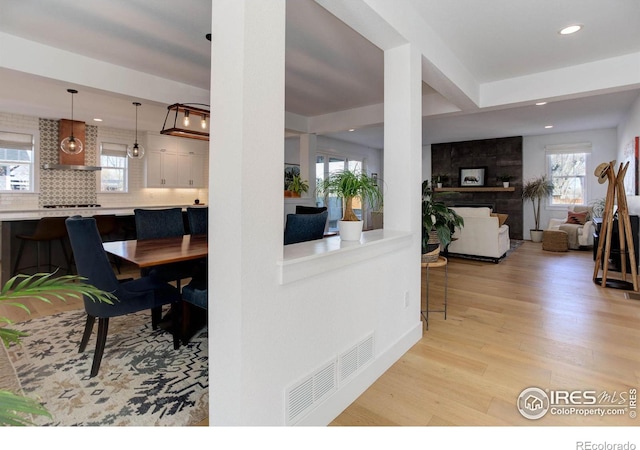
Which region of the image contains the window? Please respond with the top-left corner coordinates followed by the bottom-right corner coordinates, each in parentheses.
top-left (100, 142), bottom-right (128, 192)
top-left (546, 143), bottom-right (591, 206)
top-left (0, 131), bottom-right (35, 192)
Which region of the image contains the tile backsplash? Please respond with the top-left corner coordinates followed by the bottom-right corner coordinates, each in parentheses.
top-left (39, 118), bottom-right (98, 207)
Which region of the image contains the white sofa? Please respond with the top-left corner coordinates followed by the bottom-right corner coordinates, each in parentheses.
top-left (447, 207), bottom-right (511, 262)
top-left (546, 205), bottom-right (594, 249)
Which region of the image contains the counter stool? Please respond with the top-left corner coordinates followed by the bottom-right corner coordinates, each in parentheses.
top-left (421, 256), bottom-right (448, 330)
top-left (12, 216), bottom-right (71, 276)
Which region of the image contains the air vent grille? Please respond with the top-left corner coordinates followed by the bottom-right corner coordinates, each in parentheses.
top-left (284, 332), bottom-right (374, 425)
top-left (286, 360), bottom-right (336, 425)
top-left (339, 333), bottom-right (375, 384)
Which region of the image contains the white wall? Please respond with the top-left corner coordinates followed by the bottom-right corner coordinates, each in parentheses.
top-left (617, 94), bottom-right (640, 215)
top-left (523, 128), bottom-right (617, 238)
top-left (209, 0), bottom-right (420, 425)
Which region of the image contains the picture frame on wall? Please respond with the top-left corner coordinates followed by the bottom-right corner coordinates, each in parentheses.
top-left (459, 167), bottom-right (486, 187)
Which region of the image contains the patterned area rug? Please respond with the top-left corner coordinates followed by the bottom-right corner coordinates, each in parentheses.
top-left (5, 309), bottom-right (208, 426)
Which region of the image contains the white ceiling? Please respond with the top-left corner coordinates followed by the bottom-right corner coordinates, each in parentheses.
top-left (0, 0), bottom-right (639, 149)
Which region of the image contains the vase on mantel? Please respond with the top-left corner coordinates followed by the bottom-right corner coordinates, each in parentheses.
top-left (503, 181), bottom-right (510, 188)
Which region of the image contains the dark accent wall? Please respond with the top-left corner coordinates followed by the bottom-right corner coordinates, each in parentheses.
top-left (431, 136), bottom-right (523, 239)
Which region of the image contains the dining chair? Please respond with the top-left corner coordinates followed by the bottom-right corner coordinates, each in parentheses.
top-left (93, 214), bottom-right (121, 273)
top-left (65, 216), bottom-right (181, 377)
top-left (134, 207), bottom-right (185, 240)
top-left (295, 205), bottom-right (327, 215)
top-left (181, 277), bottom-right (208, 344)
top-left (134, 208), bottom-right (192, 289)
top-left (283, 211), bottom-right (328, 245)
top-left (187, 206), bottom-right (208, 235)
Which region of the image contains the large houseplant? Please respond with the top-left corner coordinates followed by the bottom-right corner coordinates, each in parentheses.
top-left (0, 272), bottom-right (115, 426)
top-left (318, 168), bottom-right (382, 241)
top-left (421, 180), bottom-right (464, 261)
top-left (522, 175), bottom-right (555, 242)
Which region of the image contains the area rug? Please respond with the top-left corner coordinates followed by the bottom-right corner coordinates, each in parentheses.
top-left (5, 309), bottom-right (208, 426)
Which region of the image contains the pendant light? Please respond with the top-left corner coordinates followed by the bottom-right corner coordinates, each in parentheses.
top-left (127, 102), bottom-right (145, 159)
top-left (60, 89), bottom-right (84, 155)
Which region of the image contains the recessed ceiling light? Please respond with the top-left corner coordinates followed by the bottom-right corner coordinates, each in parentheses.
top-left (559, 24), bottom-right (583, 35)
top-left (93, 118), bottom-right (103, 122)
top-left (535, 102), bottom-right (547, 106)
top-left (545, 125), bottom-right (554, 129)
top-left (348, 128), bottom-right (355, 132)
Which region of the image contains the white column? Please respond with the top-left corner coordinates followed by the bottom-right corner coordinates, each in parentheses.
top-left (383, 43), bottom-right (422, 236)
top-left (209, 0), bottom-right (286, 425)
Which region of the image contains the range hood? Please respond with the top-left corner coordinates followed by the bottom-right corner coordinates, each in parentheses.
top-left (41, 119), bottom-right (101, 171)
top-left (42, 163), bottom-right (101, 171)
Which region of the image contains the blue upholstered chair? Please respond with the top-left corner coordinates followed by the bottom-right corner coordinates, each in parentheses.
top-left (181, 277), bottom-right (208, 344)
top-left (134, 207), bottom-right (185, 240)
top-left (295, 205), bottom-right (327, 215)
top-left (283, 211), bottom-right (328, 245)
top-left (134, 208), bottom-right (192, 289)
top-left (187, 206), bottom-right (208, 235)
top-left (65, 216), bottom-right (181, 377)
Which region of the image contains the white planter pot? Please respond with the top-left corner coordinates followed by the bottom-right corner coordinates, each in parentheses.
top-left (437, 182), bottom-right (443, 188)
top-left (530, 229), bottom-right (544, 243)
top-left (503, 181), bottom-right (510, 188)
top-left (338, 220), bottom-right (364, 241)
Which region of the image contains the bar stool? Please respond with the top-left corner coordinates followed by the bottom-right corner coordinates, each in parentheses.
top-left (421, 256), bottom-right (448, 330)
top-left (12, 216), bottom-right (71, 276)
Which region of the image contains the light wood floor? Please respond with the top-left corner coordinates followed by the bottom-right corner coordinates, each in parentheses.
top-left (2, 243), bottom-right (639, 427)
top-left (331, 242), bottom-right (640, 426)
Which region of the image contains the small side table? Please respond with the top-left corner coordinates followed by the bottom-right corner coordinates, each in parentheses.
top-left (421, 256), bottom-right (448, 330)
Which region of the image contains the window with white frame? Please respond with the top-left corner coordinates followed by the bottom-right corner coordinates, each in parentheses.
top-left (100, 142), bottom-right (128, 192)
top-left (0, 131), bottom-right (35, 192)
top-left (546, 142), bottom-right (591, 206)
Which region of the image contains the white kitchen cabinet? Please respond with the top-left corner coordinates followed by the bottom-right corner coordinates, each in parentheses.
top-left (145, 133), bottom-right (206, 188)
top-left (146, 148), bottom-right (179, 187)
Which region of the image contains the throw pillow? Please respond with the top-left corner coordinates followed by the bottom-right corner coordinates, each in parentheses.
top-left (490, 212), bottom-right (509, 227)
top-left (566, 211), bottom-right (588, 225)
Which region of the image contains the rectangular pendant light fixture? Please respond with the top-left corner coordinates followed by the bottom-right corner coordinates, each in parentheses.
top-left (161, 103), bottom-right (210, 141)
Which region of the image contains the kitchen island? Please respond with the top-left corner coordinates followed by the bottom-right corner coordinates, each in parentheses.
top-left (0, 205), bottom-right (198, 284)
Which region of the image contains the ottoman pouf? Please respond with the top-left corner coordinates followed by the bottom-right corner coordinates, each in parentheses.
top-left (542, 230), bottom-right (569, 252)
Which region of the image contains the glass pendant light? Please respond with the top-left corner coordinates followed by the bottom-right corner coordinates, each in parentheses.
top-left (127, 102), bottom-right (145, 159)
top-left (60, 89), bottom-right (84, 155)
top-left (183, 109), bottom-right (190, 126)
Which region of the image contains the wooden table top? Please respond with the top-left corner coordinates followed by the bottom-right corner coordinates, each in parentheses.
top-left (103, 234), bottom-right (208, 268)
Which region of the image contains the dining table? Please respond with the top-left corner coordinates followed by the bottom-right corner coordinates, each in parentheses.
top-left (102, 234), bottom-right (208, 268)
top-left (103, 234), bottom-right (208, 342)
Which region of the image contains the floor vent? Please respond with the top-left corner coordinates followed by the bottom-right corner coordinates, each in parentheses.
top-left (285, 360), bottom-right (337, 425)
top-left (339, 333), bottom-right (375, 385)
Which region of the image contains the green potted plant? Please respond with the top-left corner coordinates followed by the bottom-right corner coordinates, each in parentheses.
top-left (422, 180), bottom-right (464, 262)
top-left (496, 174), bottom-right (514, 188)
top-left (0, 272), bottom-right (115, 425)
top-left (522, 175), bottom-right (555, 242)
top-left (318, 168), bottom-right (382, 241)
top-left (286, 175), bottom-right (309, 198)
